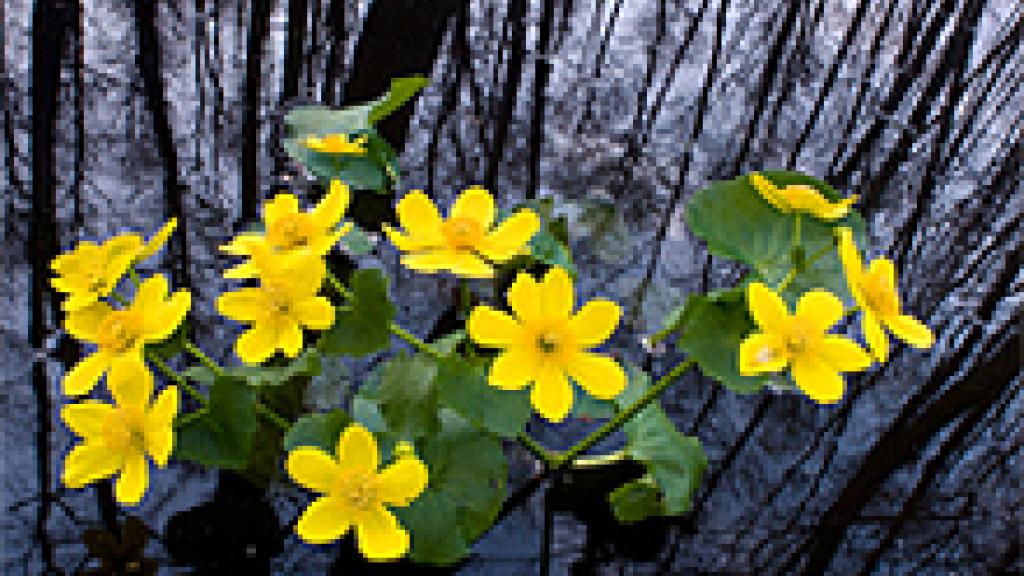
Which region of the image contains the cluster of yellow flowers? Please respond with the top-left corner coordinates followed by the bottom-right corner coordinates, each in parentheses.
top-left (739, 173), bottom-right (934, 403)
top-left (52, 220), bottom-right (188, 505)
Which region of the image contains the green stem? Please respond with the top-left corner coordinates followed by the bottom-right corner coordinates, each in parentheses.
top-left (553, 358), bottom-right (696, 468)
top-left (518, 432), bottom-right (556, 465)
top-left (793, 214), bottom-right (802, 248)
top-left (459, 280), bottom-right (475, 359)
top-left (324, 269), bottom-right (443, 359)
top-left (146, 351), bottom-right (206, 405)
top-left (184, 341), bottom-right (224, 378)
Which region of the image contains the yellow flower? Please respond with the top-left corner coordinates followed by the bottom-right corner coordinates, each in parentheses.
top-left (739, 282), bottom-right (872, 403)
top-left (468, 267), bottom-right (626, 422)
top-left (62, 360), bottom-right (178, 506)
top-left (216, 252), bottom-right (334, 364)
top-left (135, 218), bottom-right (178, 262)
top-left (749, 172), bottom-right (858, 220)
top-left (51, 234), bottom-right (144, 312)
top-left (286, 424), bottom-right (428, 560)
top-left (220, 180), bottom-right (353, 279)
top-left (383, 187), bottom-right (541, 279)
top-left (62, 275), bottom-right (191, 396)
top-left (837, 228), bottom-right (934, 362)
top-left (305, 133), bottom-right (369, 155)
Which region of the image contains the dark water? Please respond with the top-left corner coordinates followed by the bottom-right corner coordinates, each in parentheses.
top-left (2, 0), bottom-right (1021, 574)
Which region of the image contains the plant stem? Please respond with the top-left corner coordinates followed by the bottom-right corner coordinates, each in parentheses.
top-left (323, 269), bottom-right (443, 359)
top-left (553, 358), bottom-right (696, 468)
top-left (146, 351), bottom-right (206, 405)
top-left (518, 432), bottom-right (556, 465)
top-left (184, 340), bottom-right (224, 377)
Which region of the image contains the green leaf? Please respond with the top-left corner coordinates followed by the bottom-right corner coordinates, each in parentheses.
top-left (367, 76), bottom-right (430, 126)
top-left (614, 366), bottom-right (707, 515)
top-left (685, 171), bottom-right (864, 305)
top-left (351, 396), bottom-right (387, 434)
top-left (175, 377), bottom-right (258, 470)
top-left (376, 354), bottom-right (438, 440)
top-left (338, 224), bottom-right (375, 256)
top-left (430, 330), bottom-right (466, 356)
top-left (419, 410), bottom-right (507, 543)
top-left (529, 228), bottom-right (575, 275)
top-left (573, 388), bottom-right (617, 420)
top-left (230, 349), bottom-right (322, 387)
top-left (283, 130), bottom-right (393, 191)
top-left (181, 365), bottom-right (216, 386)
top-left (319, 268), bottom-right (395, 357)
top-left (395, 491), bottom-right (468, 566)
top-left (283, 409), bottom-right (351, 453)
top-left (433, 356), bottom-right (532, 439)
top-left (674, 288), bottom-right (776, 394)
top-left (145, 323), bottom-right (186, 359)
top-left (609, 477), bottom-right (665, 523)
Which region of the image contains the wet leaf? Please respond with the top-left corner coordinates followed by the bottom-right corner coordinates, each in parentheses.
top-left (433, 356), bottom-right (531, 439)
top-left (376, 354), bottom-right (438, 441)
top-left (283, 409), bottom-right (351, 453)
top-left (319, 268), bottom-right (395, 357)
top-left (176, 376), bottom-right (258, 470)
top-left (609, 477), bottom-right (665, 523)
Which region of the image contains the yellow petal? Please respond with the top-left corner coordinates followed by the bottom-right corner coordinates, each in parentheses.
top-left (531, 364), bottom-right (572, 422)
top-left (540, 267), bottom-right (573, 321)
top-left (137, 218), bottom-right (177, 261)
top-left (868, 258), bottom-right (898, 306)
top-left (794, 289), bottom-right (844, 333)
top-left (442, 252), bottom-right (495, 278)
top-left (355, 506), bottom-right (410, 561)
top-left (236, 325), bottom-right (277, 365)
top-left (62, 401), bottom-right (115, 440)
top-left (217, 288), bottom-right (266, 322)
top-left (296, 496), bottom-right (352, 544)
top-left (816, 336), bottom-right (872, 373)
top-left (382, 224), bottom-right (425, 252)
top-left (63, 442), bottom-right (122, 489)
top-left (336, 424), bottom-right (378, 476)
top-left (101, 234), bottom-right (144, 286)
top-left (488, 349), bottom-right (537, 390)
top-left (567, 352), bottom-right (626, 400)
top-left (885, 314), bottom-right (934, 349)
top-left (862, 311), bottom-right (889, 363)
top-left (399, 252), bottom-right (453, 273)
top-left (287, 447), bottom-right (341, 494)
top-left (312, 180), bottom-right (351, 230)
top-left (133, 274), bottom-right (169, 310)
top-left (749, 173), bottom-right (790, 212)
top-left (115, 452), bottom-right (149, 506)
top-left (739, 332), bottom-right (789, 375)
top-left (746, 282), bottom-right (790, 333)
top-left (376, 457), bottom-right (428, 506)
top-left (781, 186), bottom-right (855, 220)
top-left (64, 302), bottom-right (114, 343)
top-left (293, 296), bottom-right (335, 330)
top-left (837, 227), bottom-right (864, 280)
top-left (143, 290), bottom-right (191, 343)
top-left (222, 261), bottom-right (259, 280)
top-left (508, 272), bottom-right (542, 325)
top-left (478, 209), bottom-right (540, 262)
top-left (264, 193), bottom-right (299, 227)
top-left (790, 356), bottom-right (845, 404)
top-left (449, 186), bottom-right (495, 230)
top-left (568, 300), bottom-right (620, 348)
top-left (468, 305), bottom-right (522, 348)
top-left (219, 233), bottom-right (263, 256)
top-left (280, 321), bottom-right (304, 358)
top-left (310, 223), bottom-right (352, 256)
top-left (63, 352), bottom-right (110, 396)
top-left (109, 356), bottom-right (154, 410)
top-left (145, 385), bottom-right (178, 467)
top-left (396, 191), bottom-right (443, 245)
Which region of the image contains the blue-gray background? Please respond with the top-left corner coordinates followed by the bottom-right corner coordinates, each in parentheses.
top-left (2, 0), bottom-right (1021, 574)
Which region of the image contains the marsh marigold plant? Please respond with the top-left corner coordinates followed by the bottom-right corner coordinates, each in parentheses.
top-left (286, 424), bottom-right (428, 560)
top-left (383, 187), bottom-right (540, 278)
top-left (468, 267), bottom-right (626, 422)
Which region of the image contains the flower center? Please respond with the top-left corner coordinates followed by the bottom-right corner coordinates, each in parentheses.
top-left (262, 283), bottom-right (293, 316)
top-left (268, 214), bottom-right (314, 251)
top-left (860, 275), bottom-right (896, 316)
top-left (97, 310), bottom-right (144, 354)
top-left (336, 472), bottom-right (379, 512)
top-left (784, 327), bottom-right (810, 355)
top-left (442, 217), bottom-right (484, 251)
top-left (103, 408), bottom-right (147, 454)
top-left (536, 331), bottom-right (562, 355)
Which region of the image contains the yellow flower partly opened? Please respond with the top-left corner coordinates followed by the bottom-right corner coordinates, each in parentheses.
top-left (221, 180), bottom-right (352, 279)
top-left (468, 267), bottom-right (626, 422)
top-left (739, 282), bottom-right (872, 403)
top-left (837, 228), bottom-right (934, 362)
top-left (62, 274), bottom-right (191, 396)
top-left (51, 234), bottom-right (143, 312)
top-left (383, 187), bottom-right (540, 278)
top-left (217, 250), bottom-right (334, 365)
top-left (62, 359), bottom-right (178, 506)
top-left (286, 424), bottom-right (428, 561)
top-left (305, 133), bottom-right (369, 155)
top-left (135, 217), bottom-right (178, 262)
top-left (749, 172), bottom-right (858, 220)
